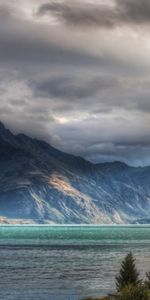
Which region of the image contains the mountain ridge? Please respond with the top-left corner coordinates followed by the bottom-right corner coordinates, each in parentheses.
top-left (0, 121), bottom-right (150, 224)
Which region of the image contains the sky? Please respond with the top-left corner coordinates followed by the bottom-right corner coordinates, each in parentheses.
top-left (0, 0), bottom-right (150, 166)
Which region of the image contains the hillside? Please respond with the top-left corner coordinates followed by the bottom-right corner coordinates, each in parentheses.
top-left (0, 122), bottom-right (150, 224)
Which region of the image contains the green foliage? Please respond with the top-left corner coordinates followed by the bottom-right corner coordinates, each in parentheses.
top-left (84, 253), bottom-right (150, 300)
top-left (117, 284), bottom-right (150, 300)
top-left (145, 272), bottom-right (150, 289)
top-left (116, 252), bottom-right (139, 291)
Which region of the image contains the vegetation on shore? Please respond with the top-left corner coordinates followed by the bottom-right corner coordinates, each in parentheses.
top-left (84, 252), bottom-right (150, 300)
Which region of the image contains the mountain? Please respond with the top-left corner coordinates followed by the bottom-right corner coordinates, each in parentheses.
top-left (0, 121), bottom-right (150, 224)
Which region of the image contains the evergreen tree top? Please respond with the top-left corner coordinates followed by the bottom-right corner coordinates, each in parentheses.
top-left (116, 252), bottom-right (139, 292)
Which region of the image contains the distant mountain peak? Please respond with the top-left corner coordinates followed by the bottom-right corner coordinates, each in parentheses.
top-left (107, 161), bottom-right (128, 168)
top-left (0, 119), bottom-right (150, 224)
top-left (0, 121), bottom-right (19, 148)
top-left (0, 121), bottom-right (6, 131)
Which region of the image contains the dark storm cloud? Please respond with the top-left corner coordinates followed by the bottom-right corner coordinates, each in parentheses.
top-left (49, 115), bottom-right (150, 166)
top-left (0, 0), bottom-right (150, 166)
top-left (31, 75), bottom-right (150, 115)
top-left (37, 0), bottom-right (150, 28)
top-left (0, 5), bottom-right (148, 75)
top-left (0, 14), bottom-right (124, 75)
top-left (37, 1), bottom-right (117, 28)
top-left (0, 23), bottom-right (98, 66)
top-left (32, 75), bottom-right (118, 100)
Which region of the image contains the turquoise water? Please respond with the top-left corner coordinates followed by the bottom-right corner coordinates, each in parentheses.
top-left (0, 226), bottom-right (150, 299)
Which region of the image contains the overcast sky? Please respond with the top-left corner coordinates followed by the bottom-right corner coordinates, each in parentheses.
top-left (0, 0), bottom-right (150, 166)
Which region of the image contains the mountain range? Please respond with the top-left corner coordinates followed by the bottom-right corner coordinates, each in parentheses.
top-left (0, 121), bottom-right (150, 224)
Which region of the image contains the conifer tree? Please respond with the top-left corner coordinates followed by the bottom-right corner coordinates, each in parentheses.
top-left (116, 252), bottom-right (139, 291)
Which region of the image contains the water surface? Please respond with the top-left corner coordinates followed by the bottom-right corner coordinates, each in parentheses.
top-left (0, 225), bottom-right (150, 300)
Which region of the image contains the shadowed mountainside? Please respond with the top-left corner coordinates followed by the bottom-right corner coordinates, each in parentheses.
top-left (0, 121), bottom-right (150, 224)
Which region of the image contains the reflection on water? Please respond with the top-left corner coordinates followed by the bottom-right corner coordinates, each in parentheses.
top-left (0, 226), bottom-right (150, 300)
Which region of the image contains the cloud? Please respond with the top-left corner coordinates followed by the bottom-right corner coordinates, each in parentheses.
top-left (0, 4), bottom-right (15, 18)
top-left (37, 1), bottom-right (117, 28)
top-left (37, 0), bottom-right (150, 28)
top-left (1, 71), bottom-right (150, 166)
top-left (32, 75), bottom-right (118, 100)
top-left (0, 2), bottom-right (149, 76)
top-left (31, 74), bottom-right (150, 115)
top-left (48, 109), bottom-right (150, 166)
top-left (0, 12), bottom-right (110, 70)
top-left (0, 0), bottom-right (150, 166)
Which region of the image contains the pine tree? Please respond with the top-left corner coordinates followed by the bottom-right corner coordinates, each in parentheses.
top-left (116, 252), bottom-right (139, 292)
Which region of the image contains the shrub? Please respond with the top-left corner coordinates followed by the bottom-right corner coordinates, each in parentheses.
top-left (117, 284), bottom-right (150, 300)
top-left (145, 272), bottom-right (150, 289)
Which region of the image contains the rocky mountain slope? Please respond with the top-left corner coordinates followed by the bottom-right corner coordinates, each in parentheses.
top-left (0, 121), bottom-right (150, 224)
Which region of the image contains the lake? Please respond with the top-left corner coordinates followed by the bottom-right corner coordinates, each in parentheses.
top-left (0, 225), bottom-right (150, 300)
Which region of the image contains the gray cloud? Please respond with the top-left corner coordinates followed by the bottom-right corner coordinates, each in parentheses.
top-left (0, 5), bottom-right (14, 18)
top-left (1, 68), bottom-right (150, 167)
top-left (0, 14), bottom-right (116, 73)
top-left (0, 3), bottom-right (149, 76)
top-left (0, 0), bottom-right (150, 166)
top-left (31, 74), bottom-right (150, 114)
top-left (37, 0), bottom-right (150, 28)
top-left (32, 75), bottom-right (118, 100)
top-left (37, 1), bottom-right (117, 28)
